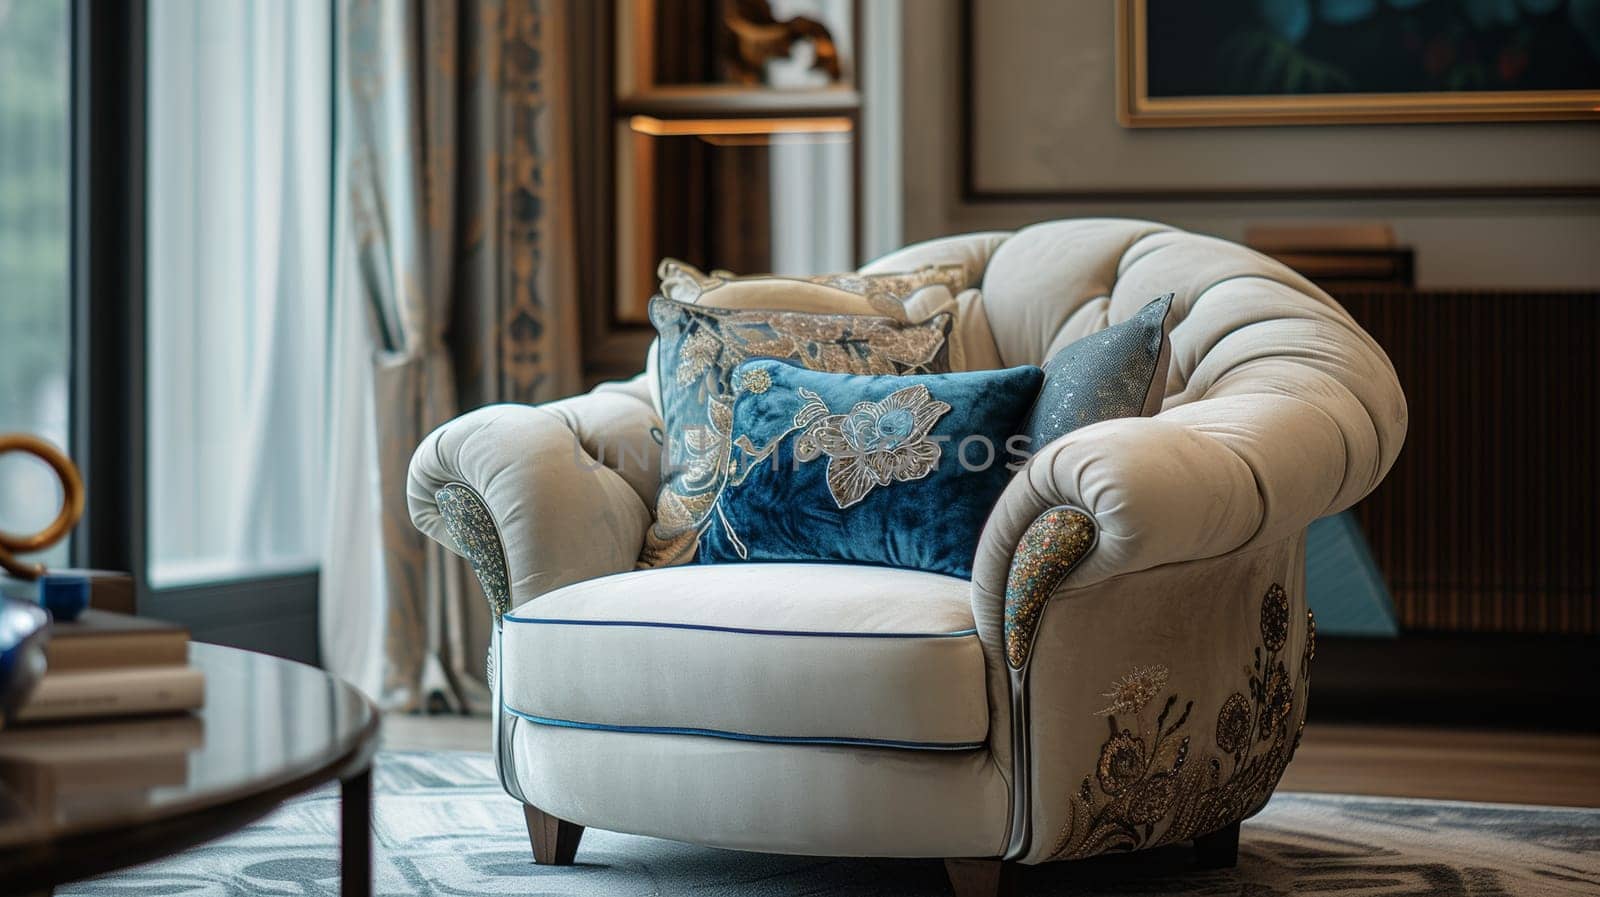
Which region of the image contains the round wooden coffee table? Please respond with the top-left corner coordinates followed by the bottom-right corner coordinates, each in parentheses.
top-left (0, 643), bottom-right (380, 896)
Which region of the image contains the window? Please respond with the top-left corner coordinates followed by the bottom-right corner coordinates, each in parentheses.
top-left (0, 1), bottom-right (328, 657)
top-left (0, 0), bottom-right (71, 567)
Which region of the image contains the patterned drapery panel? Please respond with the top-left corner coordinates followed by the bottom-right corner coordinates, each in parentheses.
top-left (324, 0), bottom-right (581, 711)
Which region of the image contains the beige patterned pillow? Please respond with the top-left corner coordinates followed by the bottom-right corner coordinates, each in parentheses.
top-left (656, 258), bottom-right (971, 319)
top-left (653, 257), bottom-right (998, 374)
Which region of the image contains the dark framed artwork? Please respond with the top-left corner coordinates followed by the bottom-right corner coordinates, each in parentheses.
top-left (1119, 0), bottom-right (1600, 127)
top-left (958, 0), bottom-right (1600, 200)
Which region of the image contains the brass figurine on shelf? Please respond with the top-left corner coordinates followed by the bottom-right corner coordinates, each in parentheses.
top-left (0, 434), bottom-right (84, 580)
top-left (722, 0), bottom-right (841, 85)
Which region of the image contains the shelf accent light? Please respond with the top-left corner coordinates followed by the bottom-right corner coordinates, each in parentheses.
top-left (627, 115), bottom-right (853, 137)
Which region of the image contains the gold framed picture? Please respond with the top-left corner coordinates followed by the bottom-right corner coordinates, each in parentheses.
top-left (1117, 0), bottom-right (1600, 127)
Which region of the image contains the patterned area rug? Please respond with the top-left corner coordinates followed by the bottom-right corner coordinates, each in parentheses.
top-left (63, 751), bottom-right (1599, 896)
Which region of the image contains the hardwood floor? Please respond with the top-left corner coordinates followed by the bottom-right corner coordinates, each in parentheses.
top-left (382, 712), bottom-right (489, 752)
top-left (383, 714), bottom-right (1600, 808)
top-left (1280, 723), bottom-right (1600, 807)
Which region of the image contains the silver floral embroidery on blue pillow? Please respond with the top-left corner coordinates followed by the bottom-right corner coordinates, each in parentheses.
top-left (719, 382), bottom-right (953, 556)
top-left (794, 386), bottom-right (952, 509)
top-left (729, 384), bottom-right (952, 511)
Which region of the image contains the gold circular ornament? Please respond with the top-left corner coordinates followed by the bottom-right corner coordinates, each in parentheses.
top-left (0, 434), bottom-right (85, 580)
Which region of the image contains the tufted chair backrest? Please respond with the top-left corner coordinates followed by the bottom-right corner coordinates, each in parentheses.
top-left (863, 218), bottom-right (1408, 534)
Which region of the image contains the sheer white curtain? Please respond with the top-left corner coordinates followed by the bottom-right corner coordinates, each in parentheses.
top-left (146, 0), bottom-right (331, 586)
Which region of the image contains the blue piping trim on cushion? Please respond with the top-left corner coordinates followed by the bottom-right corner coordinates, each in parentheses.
top-left (503, 706), bottom-right (985, 752)
top-left (501, 616), bottom-right (979, 640)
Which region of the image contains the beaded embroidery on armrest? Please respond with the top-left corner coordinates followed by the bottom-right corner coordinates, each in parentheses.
top-left (436, 483), bottom-right (511, 623)
top-left (1004, 506), bottom-right (1097, 670)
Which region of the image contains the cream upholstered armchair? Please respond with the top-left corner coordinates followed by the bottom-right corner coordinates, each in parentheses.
top-left (407, 219), bottom-right (1406, 895)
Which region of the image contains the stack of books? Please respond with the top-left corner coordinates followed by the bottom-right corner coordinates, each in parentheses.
top-left (0, 713), bottom-right (204, 816)
top-left (14, 608), bottom-right (204, 724)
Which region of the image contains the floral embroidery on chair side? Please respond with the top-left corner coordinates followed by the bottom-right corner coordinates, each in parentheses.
top-left (1049, 583), bottom-right (1313, 860)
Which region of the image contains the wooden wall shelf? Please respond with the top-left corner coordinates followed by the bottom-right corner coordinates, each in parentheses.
top-left (581, 1), bottom-right (865, 382)
top-left (615, 85), bottom-right (861, 118)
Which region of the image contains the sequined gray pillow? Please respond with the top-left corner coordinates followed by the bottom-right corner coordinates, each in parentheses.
top-left (1023, 293), bottom-right (1173, 448)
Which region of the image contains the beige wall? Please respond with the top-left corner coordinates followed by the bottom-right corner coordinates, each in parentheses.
top-left (898, 0), bottom-right (1600, 289)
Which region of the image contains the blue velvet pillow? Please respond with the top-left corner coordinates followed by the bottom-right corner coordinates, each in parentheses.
top-left (699, 361), bottom-right (1045, 579)
top-left (1024, 292), bottom-right (1174, 448)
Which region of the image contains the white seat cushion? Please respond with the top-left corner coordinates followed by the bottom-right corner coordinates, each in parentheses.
top-left (501, 563), bottom-right (989, 750)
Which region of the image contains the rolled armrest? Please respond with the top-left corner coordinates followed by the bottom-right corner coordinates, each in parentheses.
top-left (976, 382), bottom-right (1398, 615)
top-left (407, 384), bottom-right (661, 620)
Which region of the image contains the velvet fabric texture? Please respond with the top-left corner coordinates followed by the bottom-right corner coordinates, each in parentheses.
top-left (1023, 292), bottom-right (1174, 448)
top-left (700, 361), bottom-right (1044, 579)
top-left (644, 297), bottom-right (953, 567)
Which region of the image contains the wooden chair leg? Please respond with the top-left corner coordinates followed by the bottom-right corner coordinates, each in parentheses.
top-left (944, 858), bottom-right (1015, 897)
top-left (1193, 821), bottom-right (1240, 869)
top-left (523, 804), bottom-right (584, 865)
